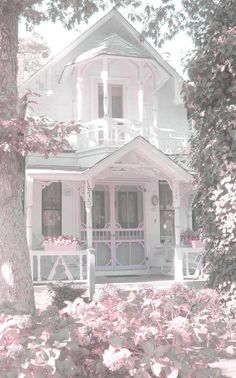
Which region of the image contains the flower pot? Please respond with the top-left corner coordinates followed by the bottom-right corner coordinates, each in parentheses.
top-left (43, 243), bottom-right (77, 251)
top-left (191, 240), bottom-right (204, 248)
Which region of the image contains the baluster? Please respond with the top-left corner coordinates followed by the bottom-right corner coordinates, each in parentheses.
top-left (37, 255), bottom-right (41, 282)
top-left (79, 255), bottom-right (83, 280)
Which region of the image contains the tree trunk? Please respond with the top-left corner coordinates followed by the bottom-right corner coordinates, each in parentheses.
top-left (0, 152), bottom-right (35, 312)
top-left (0, 3), bottom-right (35, 312)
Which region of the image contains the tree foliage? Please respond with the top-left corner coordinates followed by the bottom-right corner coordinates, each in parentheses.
top-left (113, 0), bottom-right (236, 289)
top-left (18, 34), bottom-right (50, 83)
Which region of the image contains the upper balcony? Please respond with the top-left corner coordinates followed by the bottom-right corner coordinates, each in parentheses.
top-left (68, 117), bottom-right (191, 155)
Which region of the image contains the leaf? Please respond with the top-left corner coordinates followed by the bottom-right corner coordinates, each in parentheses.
top-left (151, 362), bottom-right (162, 377)
top-left (111, 335), bottom-right (122, 349)
top-left (144, 341), bottom-right (155, 357)
top-left (53, 328), bottom-right (70, 342)
top-left (155, 345), bottom-right (171, 357)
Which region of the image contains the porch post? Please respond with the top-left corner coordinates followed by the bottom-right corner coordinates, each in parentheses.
top-left (26, 176), bottom-right (34, 278)
top-left (77, 71), bottom-right (83, 121)
top-left (102, 58), bottom-right (109, 144)
top-left (85, 180), bottom-right (95, 298)
top-left (138, 63), bottom-right (144, 129)
top-left (153, 88), bottom-right (158, 134)
top-left (173, 181), bottom-right (183, 281)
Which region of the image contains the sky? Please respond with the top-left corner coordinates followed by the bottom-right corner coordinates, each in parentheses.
top-left (19, 7), bottom-right (193, 77)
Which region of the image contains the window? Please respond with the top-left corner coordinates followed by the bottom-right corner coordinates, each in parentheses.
top-left (118, 191), bottom-right (138, 228)
top-left (159, 181), bottom-right (174, 244)
top-left (98, 84), bottom-right (123, 119)
top-left (81, 190), bottom-right (106, 229)
top-left (42, 182), bottom-right (61, 236)
top-left (110, 85), bottom-right (123, 118)
top-left (93, 191), bottom-right (105, 228)
top-left (98, 84), bottom-right (104, 118)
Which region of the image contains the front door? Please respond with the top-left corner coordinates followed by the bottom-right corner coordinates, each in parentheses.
top-left (81, 184), bottom-right (146, 270)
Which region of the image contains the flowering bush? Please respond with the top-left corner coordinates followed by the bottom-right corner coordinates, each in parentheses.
top-left (0, 284), bottom-right (235, 377)
top-left (43, 235), bottom-right (81, 246)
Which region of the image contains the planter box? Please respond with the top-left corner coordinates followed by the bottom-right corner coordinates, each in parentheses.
top-left (43, 243), bottom-right (77, 251)
top-left (191, 240), bottom-right (204, 248)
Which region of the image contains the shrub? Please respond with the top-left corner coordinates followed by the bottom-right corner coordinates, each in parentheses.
top-left (47, 282), bottom-right (87, 309)
top-left (0, 284), bottom-right (235, 377)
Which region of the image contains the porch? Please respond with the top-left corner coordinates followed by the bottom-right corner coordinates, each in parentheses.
top-left (26, 137), bottom-right (199, 294)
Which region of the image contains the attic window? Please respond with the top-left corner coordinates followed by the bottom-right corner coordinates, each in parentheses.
top-left (98, 84), bottom-right (123, 119)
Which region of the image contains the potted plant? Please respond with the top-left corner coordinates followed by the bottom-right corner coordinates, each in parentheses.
top-left (180, 229), bottom-right (204, 248)
top-left (43, 235), bottom-right (81, 251)
top-left (180, 228), bottom-right (195, 245)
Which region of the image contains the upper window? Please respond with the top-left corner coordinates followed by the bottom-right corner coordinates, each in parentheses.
top-left (98, 84), bottom-right (123, 119)
top-left (42, 182), bottom-right (62, 236)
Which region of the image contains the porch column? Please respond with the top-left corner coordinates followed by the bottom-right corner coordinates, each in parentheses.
top-left (26, 176), bottom-right (34, 278)
top-left (77, 71), bottom-right (83, 121)
top-left (153, 90), bottom-right (158, 128)
top-left (102, 58), bottom-right (109, 144)
top-left (138, 63), bottom-right (144, 133)
top-left (85, 180), bottom-right (93, 248)
top-left (85, 180), bottom-right (95, 298)
top-left (173, 181), bottom-right (183, 281)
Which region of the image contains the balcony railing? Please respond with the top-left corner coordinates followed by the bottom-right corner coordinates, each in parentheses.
top-left (70, 117), bottom-right (191, 154)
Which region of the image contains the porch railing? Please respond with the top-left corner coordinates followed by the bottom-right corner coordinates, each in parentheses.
top-left (73, 118), bottom-right (191, 154)
top-left (174, 247), bottom-right (203, 281)
top-left (30, 248), bottom-right (95, 299)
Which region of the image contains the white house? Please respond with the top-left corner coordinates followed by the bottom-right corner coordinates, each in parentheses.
top-left (20, 9), bottom-right (197, 282)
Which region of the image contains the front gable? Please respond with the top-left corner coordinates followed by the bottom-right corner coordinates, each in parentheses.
top-left (86, 137), bottom-right (193, 184)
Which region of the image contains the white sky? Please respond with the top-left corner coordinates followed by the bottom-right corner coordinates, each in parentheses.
top-left (19, 8), bottom-right (193, 77)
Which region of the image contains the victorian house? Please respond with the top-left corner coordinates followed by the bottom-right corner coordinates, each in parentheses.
top-left (20, 9), bottom-right (196, 282)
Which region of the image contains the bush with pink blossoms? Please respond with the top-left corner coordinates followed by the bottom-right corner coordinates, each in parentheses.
top-left (0, 284), bottom-right (236, 377)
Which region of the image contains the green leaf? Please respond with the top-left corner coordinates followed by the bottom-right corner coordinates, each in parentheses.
top-left (53, 328), bottom-right (70, 342)
top-left (144, 341), bottom-right (155, 357)
top-left (111, 335), bottom-right (122, 348)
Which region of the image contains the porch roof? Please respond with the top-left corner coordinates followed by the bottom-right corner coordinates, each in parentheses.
top-left (27, 136), bottom-right (194, 184)
top-left (85, 136), bottom-right (194, 183)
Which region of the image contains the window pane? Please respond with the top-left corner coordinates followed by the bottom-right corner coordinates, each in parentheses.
top-left (98, 84), bottom-right (104, 118)
top-left (81, 191), bottom-right (106, 228)
top-left (159, 181), bottom-right (174, 244)
top-left (118, 191), bottom-right (138, 228)
top-left (93, 191), bottom-right (105, 228)
top-left (110, 85), bottom-right (123, 118)
top-left (159, 181), bottom-right (173, 210)
top-left (42, 182), bottom-right (61, 236)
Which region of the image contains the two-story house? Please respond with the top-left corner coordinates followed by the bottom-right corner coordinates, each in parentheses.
top-left (20, 9), bottom-right (195, 281)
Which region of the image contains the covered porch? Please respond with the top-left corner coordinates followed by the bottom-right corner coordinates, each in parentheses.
top-left (26, 137), bottom-right (199, 286)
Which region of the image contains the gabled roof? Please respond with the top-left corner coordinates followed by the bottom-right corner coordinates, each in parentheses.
top-left (86, 136), bottom-right (193, 182)
top-left (75, 33), bottom-right (151, 63)
top-left (19, 8), bottom-right (183, 90)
